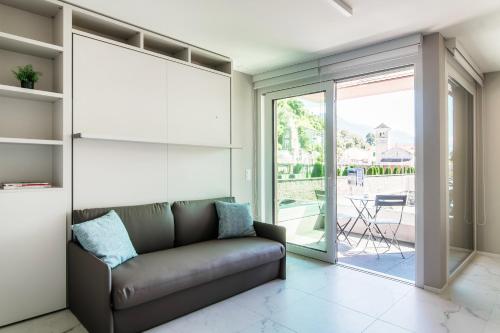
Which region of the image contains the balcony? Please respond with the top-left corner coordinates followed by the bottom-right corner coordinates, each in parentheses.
top-left (276, 173), bottom-right (416, 281)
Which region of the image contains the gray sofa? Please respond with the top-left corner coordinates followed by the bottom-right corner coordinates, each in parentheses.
top-left (68, 197), bottom-right (286, 333)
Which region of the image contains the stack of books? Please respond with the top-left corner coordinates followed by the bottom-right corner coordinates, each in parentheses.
top-left (2, 182), bottom-right (52, 190)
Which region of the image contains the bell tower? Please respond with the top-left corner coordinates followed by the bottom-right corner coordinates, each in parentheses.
top-left (374, 123), bottom-right (390, 163)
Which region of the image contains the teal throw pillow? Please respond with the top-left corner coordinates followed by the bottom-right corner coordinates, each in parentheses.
top-left (72, 210), bottom-right (137, 268)
top-left (215, 201), bottom-right (256, 239)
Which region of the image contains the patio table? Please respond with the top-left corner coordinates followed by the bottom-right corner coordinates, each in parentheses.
top-left (344, 194), bottom-right (390, 248)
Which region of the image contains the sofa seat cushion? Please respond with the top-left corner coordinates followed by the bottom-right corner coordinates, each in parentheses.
top-left (111, 237), bottom-right (285, 310)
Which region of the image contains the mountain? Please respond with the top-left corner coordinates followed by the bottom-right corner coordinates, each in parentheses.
top-left (338, 117), bottom-right (414, 145)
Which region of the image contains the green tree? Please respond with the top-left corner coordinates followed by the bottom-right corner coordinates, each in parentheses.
top-left (276, 98), bottom-right (326, 162)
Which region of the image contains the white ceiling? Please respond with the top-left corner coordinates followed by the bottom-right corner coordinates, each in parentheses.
top-left (66, 0), bottom-right (500, 75)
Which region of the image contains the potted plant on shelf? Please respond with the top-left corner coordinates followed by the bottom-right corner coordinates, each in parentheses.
top-left (12, 64), bottom-right (42, 89)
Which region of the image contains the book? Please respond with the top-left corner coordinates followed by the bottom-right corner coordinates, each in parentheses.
top-left (2, 182), bottom-right (51, 190)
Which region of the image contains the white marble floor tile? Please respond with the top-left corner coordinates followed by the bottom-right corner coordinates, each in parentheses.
top-left (230, 280), bottom-right (310, 316)
top-left (145, 298), bottom-right (264, 333)
top-left (311, 269), bottom-right (411, 317)
top-left (268, 294), bottom-right (375, 333)
top-left (286, 253), bottom-right (329, 270)
top-left (457, 255), bottom-right (500, 291)
top-left (483, 304), bottom-right (500, 333)
top-left (362, 320), bottom-right (412, 333)
top-left (283, 266), bottom-right (334, 293)
top-left (238, 319), bottom-right (297, 333)
top-left (380, 288), bottom-right (487, 333)
top-left (0, 310), bottom-right (83, 333)
top-left (441, 275), bottom-right (498, 320)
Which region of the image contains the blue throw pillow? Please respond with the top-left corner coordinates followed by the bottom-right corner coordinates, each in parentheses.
top-left (72, 210), bottom-right (137, 268)
top-left (215, 201), bottom-right (256, 239)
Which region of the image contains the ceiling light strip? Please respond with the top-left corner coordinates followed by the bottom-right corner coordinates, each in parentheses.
top-left (330, 0), bottom-right (353, 17)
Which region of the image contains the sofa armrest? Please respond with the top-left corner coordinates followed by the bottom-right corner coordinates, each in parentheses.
top-left (253, 221), bottom-right (287, 279)
top-left (254, 221), bottom-right (286, 246)
top-left (68, 242), bottom-right (113, 333)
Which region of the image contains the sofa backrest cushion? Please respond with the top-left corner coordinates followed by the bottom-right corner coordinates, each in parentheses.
top-left (73, 202), bottom-right (174, 254)
top-left (172, 197), bottom-right (234, 247)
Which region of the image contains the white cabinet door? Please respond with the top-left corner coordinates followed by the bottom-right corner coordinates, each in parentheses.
top-left (73, 139), bottom-right (168, 209)
top-left (167, 62), bottom-right (230, 146)
top-left (0, 190), bottom-right (66, 326)
top-left (73, 35), bottom-right (168, 142)
top-left (167, 145), bottom-right (230, 202)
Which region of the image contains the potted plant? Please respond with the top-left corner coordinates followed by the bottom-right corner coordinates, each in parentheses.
top-left (12, 64), bottom-right (42, 89)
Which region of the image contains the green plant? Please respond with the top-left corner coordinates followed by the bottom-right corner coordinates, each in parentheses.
top-left (367, 167), bottom-right (374, 175)
top-left (342, 167), bottom-right (348, 176)
top-left (293, 164), bottom-right (303, 175)
top-left (311, 163), bottom-right (324, 178)
top-left (384, 167), bottom-right (391, 175)
top-left (12, 64), bottom-right (42, 83)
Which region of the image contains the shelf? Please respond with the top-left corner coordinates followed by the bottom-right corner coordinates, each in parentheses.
top-left (0, 0), bottom-right (62, 17)
top-left (73, 10), bottom-right (141, 47)
top-left (144, 33), bottom-right (189, 62)
top-left (168, 141), bottom-right (242, 149)
top-left (0, 187), bottom-right (63, 194)
top-left (0, 32), bottom-right (63, 59)
top-left (0, 137), bottom-right (63, 146)
top-left (0, 84), bottom-right (63, 102)
top-left (191, 47), bottom-right (232, 74)
top-left (73, 133), bottom-right (241, 149)
top-left (73, 133), bottom-right (167, 145)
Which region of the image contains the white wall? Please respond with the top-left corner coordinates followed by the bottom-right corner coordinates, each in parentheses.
top-left (421, 33), bottom-right (448, 289)
top-left (477, 71), bottom-right (500, 254)
top-left (231, 71), bottom-right (255, 207)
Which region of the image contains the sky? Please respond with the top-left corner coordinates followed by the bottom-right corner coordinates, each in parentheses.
top-left (337, 90), bottom-right (415, 142)
top-left (301, 89), bottom-right (415, 145)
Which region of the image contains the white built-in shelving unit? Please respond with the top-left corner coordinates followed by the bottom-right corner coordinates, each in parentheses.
top-left (0, 0), bottom-right (235, 327)
top-left (0, 0), bottom-right (68, 327)
top-left (0, 0), bottom-right (65, 188)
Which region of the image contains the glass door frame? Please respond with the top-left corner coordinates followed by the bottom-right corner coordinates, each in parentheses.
top-left (334, 67), bottom-right (418, 282)
top-left (265, 81), bottom-right (337, 263)
top-left (445, 59), bottom-right (478, 279)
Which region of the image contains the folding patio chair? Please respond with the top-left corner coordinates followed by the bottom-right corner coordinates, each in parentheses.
top-left (366, 194), bottom-right (407, 258)
top-left (314, 190), bottom-right (353, 246)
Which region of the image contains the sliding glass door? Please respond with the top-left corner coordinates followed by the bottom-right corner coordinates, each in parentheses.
top-left (335, 68), bottom-right (416, 281)
top-left (267, 82), bottom-right (336, 262)
top-left (447, 78), bottom-right (475, 275)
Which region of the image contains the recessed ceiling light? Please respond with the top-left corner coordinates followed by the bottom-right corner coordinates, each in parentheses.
top-left (330, 0), bottom-right (353, 17)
